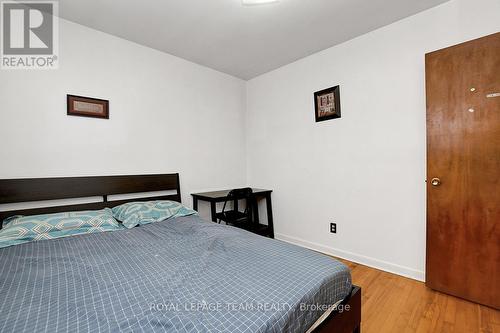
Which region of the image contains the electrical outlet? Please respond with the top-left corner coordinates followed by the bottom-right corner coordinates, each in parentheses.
top-left (330, 223), bottom-right (337, 234)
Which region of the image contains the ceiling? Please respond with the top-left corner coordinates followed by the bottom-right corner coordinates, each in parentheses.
top-left (58, 0), bottom-right (449, 79)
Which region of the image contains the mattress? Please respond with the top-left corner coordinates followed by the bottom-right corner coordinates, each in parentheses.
top-left (0, 215), bottom-right (352, 333)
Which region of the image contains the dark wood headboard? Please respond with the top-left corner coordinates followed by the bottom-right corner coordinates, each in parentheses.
top-left (0, 173), bottom-right (181, 223)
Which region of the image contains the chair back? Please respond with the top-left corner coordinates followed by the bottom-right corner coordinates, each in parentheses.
top-left (227, 187), bottom-right (253, 200)
top-left (222, 187), bottom-right (254, 216)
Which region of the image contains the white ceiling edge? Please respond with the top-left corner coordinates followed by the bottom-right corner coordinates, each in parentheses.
top-left (54, 0), bottom-right (451, 80)
top-left (247, 0), bottom-right (455, 81)
top-left (58, 17), bottom-right (247, 84)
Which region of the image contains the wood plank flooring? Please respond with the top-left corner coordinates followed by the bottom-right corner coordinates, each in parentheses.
top-left (337, 259), bottom-right (499, 333)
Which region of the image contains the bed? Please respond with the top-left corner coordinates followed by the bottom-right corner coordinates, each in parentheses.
top-left (0, 174), bottom-right (361, 333)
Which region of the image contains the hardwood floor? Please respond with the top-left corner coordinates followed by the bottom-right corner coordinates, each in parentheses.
top-left (337, 259), bottom-right (500, 333)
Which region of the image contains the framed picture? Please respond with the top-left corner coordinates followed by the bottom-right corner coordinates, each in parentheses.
top-left (67, 95), bottom-right (109, 119)
top-left (314, 86), bottom-right (341, 122)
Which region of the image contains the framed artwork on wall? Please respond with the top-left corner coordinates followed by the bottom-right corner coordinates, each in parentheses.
top-left (67, 95), bottom-right (109, 119)
top-left (314, 86), bottom-right (341, 122)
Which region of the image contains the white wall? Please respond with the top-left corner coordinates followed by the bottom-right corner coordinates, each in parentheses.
top-left (0, 19), bottom-right (247, 218)
top-left (246, 0), bottom-right (500, 281)
top-left (1, 0), bottom-right (498, 281)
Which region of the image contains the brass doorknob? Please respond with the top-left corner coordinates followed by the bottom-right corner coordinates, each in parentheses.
top-left (431, 178), bottom-right (441, 186)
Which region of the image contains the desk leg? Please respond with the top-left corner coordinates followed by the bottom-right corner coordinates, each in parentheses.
top-left (193, 197), bottom-right (198, 211)
top-left (253, 197), bottom-right (260, 224)
top-left (210, 201), bottom-right (217, 223)
top-left (265, 193), bottom-right (274, 238)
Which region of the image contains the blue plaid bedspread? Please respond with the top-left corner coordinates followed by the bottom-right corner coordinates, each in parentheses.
top-left (0, 215), bottom-right (351, 333)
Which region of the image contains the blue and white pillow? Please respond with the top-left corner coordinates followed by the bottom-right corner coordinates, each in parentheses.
top-left (0, 208), bottom-right (122, 249)
top-left (112, 200), bottom-right (197, 229)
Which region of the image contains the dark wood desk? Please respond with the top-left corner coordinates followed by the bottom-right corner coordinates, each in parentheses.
top-left (191, 188), bottom-right (274, 238)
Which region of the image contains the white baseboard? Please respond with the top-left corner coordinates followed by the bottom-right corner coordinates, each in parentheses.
top-left (275, 233), bottom-right (425, 282)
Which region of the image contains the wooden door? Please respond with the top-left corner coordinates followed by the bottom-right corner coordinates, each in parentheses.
top-left (426, 32), bottom-right (500, 309)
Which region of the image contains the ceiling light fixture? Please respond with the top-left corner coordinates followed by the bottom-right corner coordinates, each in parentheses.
top-left (242, 0), bottom-right (279, 6)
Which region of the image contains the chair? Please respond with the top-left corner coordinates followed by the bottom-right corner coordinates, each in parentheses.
top-left (215, 188), bottom-right (254, 227)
